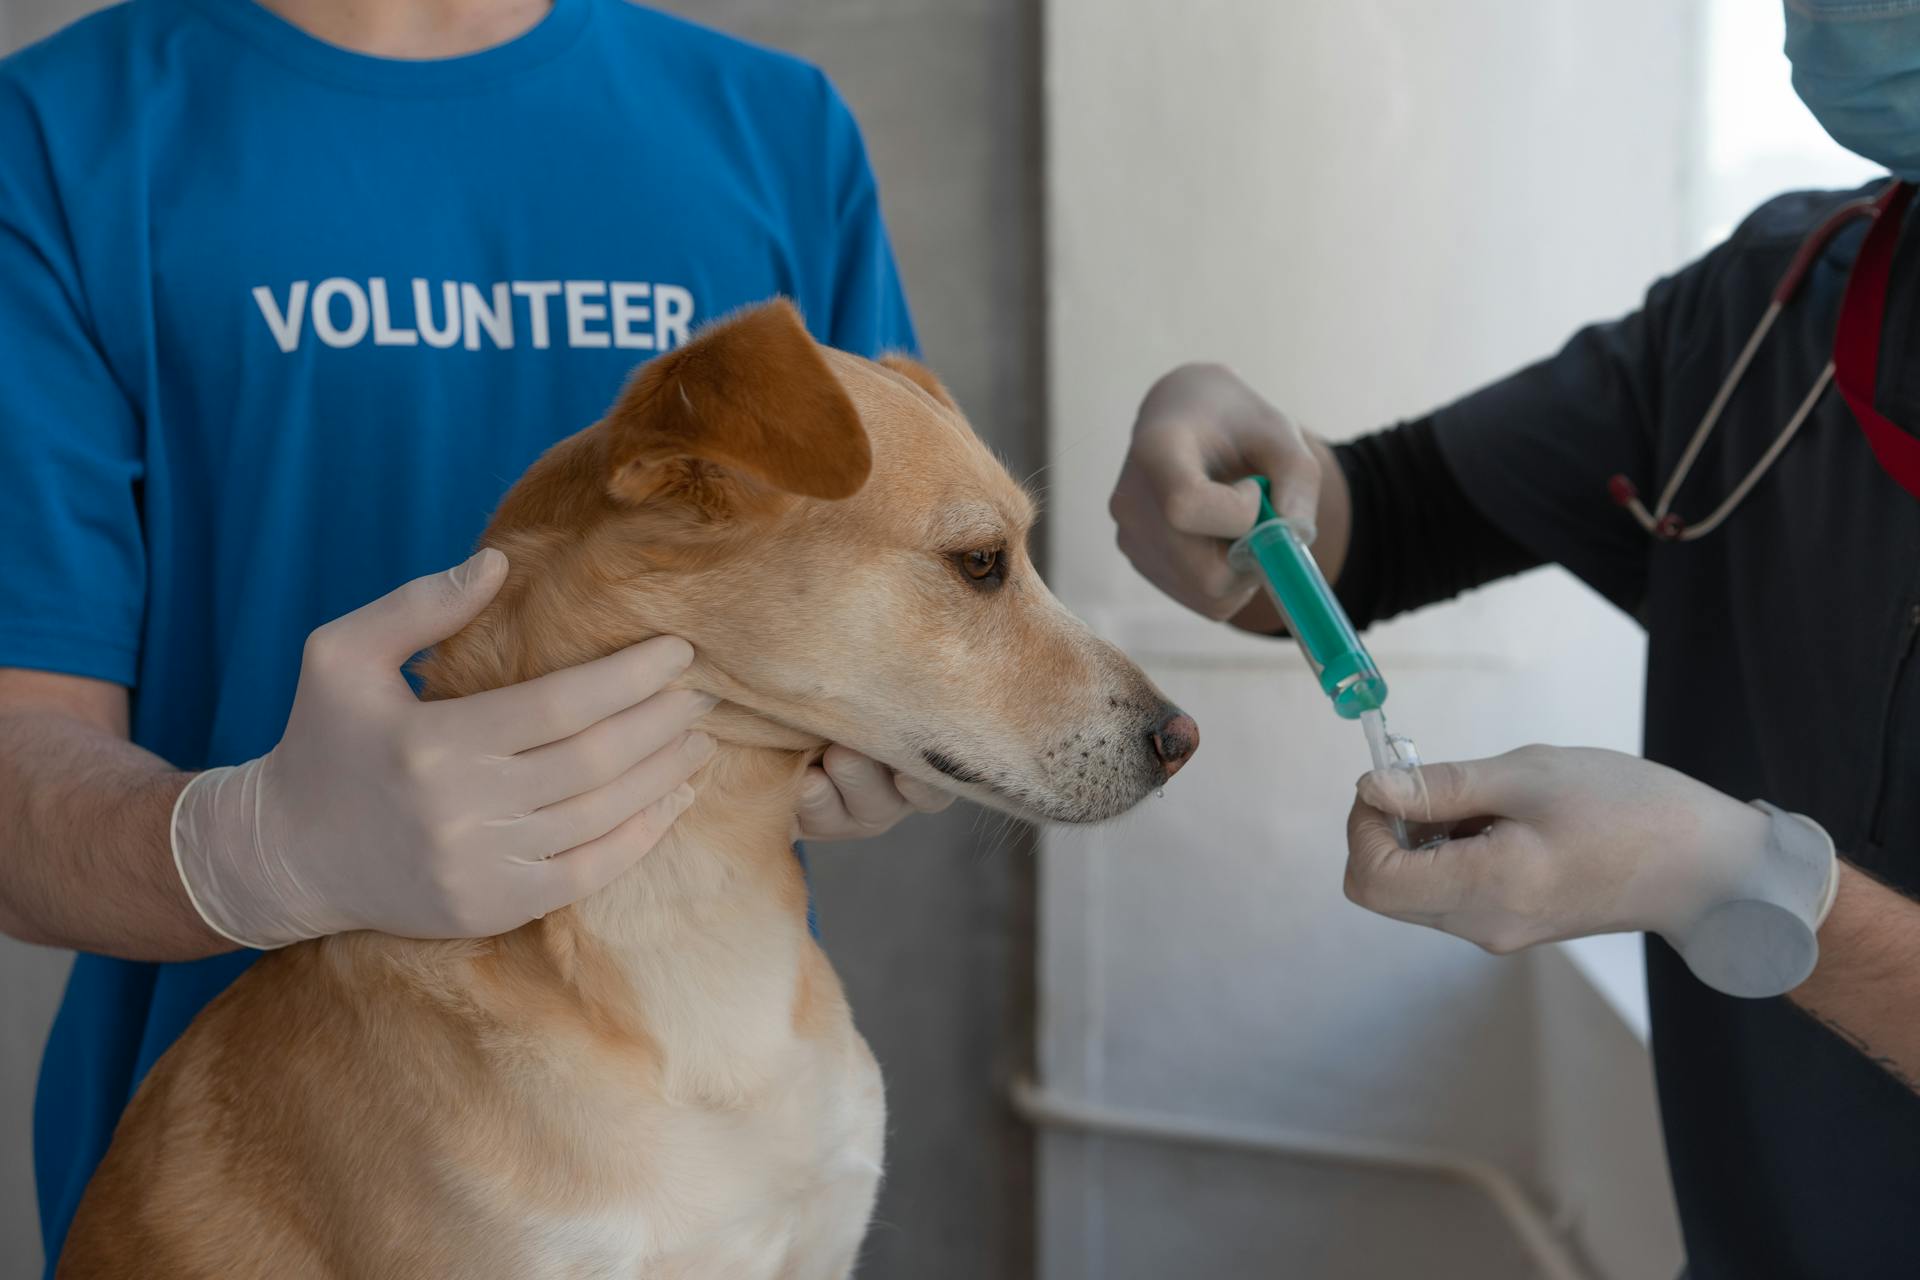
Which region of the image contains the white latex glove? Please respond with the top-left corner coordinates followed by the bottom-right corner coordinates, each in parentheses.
top-left (795, 744), bottom-right (954, 841)
top-left (1346, 745), bottom-right (1840, 996)
top-left (1109, 363), bottom-right (1322, 621)
top-left (173, 549), bottom-right (716, 948)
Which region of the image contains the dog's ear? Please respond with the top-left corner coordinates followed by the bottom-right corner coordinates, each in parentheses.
top-left (603, 299), bottom-right (871, 515)
top-left (878, 353), bottom-right (958, 411)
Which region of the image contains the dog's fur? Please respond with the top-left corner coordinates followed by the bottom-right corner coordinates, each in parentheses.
top-left (58, 300), bottom-right (1193, 1279)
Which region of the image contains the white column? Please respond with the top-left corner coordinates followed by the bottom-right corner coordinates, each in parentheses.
top-left (1038, 3), bottom-right (1699, 1275)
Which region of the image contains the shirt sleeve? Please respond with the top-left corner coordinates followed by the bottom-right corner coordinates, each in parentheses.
top-left (1332, 416), bottom-right (1543, 630)
top-left (0, 83), bottom-right (146, 686)
top-left (819, 85), bottom-right (918, 359)
top-left (1428, 257), bottom-right (1724, 621)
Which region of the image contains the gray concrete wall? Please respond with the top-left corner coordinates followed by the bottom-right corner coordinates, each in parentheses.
top-left (0, 18), bottom-right (96, 1277)
top-left (0, 944), bottom-right (65, 1274)
top-left (0, 3), bottom-right (1041, 1277)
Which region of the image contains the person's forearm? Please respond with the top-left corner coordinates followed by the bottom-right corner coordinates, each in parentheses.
top-left (1234, 418), bottom-right (1542, 637)
top-left (0, 686), bottom-right (229, 960)
top-left (1791, 861), bottom-right (1920, 1094)
top-left (1229, 433), bottom-right (1351, 634)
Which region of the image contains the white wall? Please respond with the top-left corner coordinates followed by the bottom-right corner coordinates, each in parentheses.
top-left (1693, 0), bottom-right (1881, 252)
top-left (1039, 2), bottom-right (1700, 1275)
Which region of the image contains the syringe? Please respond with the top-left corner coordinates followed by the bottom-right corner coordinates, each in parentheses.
top-left (1229, 478), bottom-right (1449, 850)
top-left (1358, 707), bottom-right (1451, 851)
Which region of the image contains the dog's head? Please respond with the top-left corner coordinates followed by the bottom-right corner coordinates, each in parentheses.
top-left (428, 299), bottom-right (1195, 824)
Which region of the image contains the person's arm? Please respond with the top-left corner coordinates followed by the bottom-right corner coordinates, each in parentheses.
top-left (1110, 364), bottom-right (1541, 636)
top-left (1111, 218), bottom-right (1736, 639)
top-left (1790, 862), bottom-right (1920, 1092)
top-left (3, 554), bottom-right (718, 958)
top-left (0, 86), bottom-right (220, 958)
top-left (1311, 416), bottom-right (1542, 632)
top-left (1110, 363), bottom-right (1351, 627)
top-left (0, 668), bottom-right (216, 959)
top-left (1347, 745), bottom-right (1920, 1093)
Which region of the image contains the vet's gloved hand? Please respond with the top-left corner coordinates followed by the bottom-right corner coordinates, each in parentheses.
top-left (795, 744), bottom-right (954, 841)
top-left (1109, 363), bottom-right (1323, 621)
top-left (1346, 745), bottom-right (1841, 996)
top-left (172, 549), bottom-right (716, 948)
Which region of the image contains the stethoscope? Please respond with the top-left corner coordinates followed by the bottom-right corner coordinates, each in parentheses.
top-left (1609, 179), bottom-right (1920, 541)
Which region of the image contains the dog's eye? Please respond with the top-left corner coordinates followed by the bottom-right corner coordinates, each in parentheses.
top-left (955, 548), bottom-right (1004, 588)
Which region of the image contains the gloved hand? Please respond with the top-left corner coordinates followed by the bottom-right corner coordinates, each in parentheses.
top-left (172, 549), bottom-right (716, 948)
top-left (1346, 745), bottom-right (1840, 996)
top-left (795, 744), bottom-right (955, 841)
top-left (1109, 363), bottom-right (1324, 621)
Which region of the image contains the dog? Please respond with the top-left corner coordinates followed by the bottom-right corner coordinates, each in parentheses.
top-left (58, 299), bottom-right (1198, 1279)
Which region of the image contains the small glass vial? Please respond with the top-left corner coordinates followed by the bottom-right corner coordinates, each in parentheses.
top-left (1360, 710), bottom-right (1451, 851)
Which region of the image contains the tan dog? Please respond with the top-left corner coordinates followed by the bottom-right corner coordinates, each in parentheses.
top-left (58, 300), bottom-right (1197, 1279)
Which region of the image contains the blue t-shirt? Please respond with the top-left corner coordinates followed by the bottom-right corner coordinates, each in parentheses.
top-left (0, 0), bottom-right (914, 1266)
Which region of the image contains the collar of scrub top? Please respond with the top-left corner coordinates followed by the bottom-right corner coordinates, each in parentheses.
top-left (1609, 178), bottom-right (1920, 541)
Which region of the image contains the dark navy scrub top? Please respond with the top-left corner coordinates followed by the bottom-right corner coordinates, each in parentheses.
top-left (1336, 182), bottom-right (1920, 1279)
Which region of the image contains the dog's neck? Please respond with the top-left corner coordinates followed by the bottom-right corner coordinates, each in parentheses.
top-left (410, 560), bottom-right (848, 1105)
top-left (551, 728), bottom-right (821, 1103)
top-left (566, 709), bottom-right (818, 942)
top-left (413, 591), bottom-right (834, 1105)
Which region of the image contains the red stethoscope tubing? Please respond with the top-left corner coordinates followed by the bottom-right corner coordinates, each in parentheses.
top-left (1610, 179), bottom-right (1920, 541)
top-left (1833, 180), bottom-right (1920, 501)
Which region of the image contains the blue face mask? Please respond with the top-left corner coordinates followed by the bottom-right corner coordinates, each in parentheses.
top-left (1784, 0), bottom-right (1920, 181)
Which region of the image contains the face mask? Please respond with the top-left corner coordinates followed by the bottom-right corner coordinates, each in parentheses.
top-left (1784, 0), bottom-right (1920, 181)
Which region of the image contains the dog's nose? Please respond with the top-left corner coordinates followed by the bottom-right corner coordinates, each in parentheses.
top-left (1149, 707), bottom-right (1199, 778)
